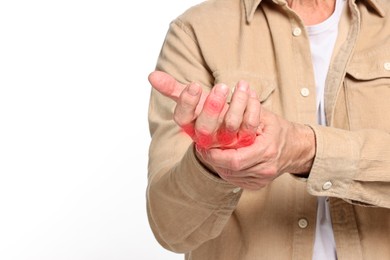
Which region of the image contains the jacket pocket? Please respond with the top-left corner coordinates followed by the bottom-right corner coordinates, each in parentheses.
top-left (344, 47), bottom-right (390, 131)
top-left (213, 70), bottom-right (276, 110)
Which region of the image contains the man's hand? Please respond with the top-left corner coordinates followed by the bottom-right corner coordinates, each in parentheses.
top-left (149, 71), bottom-right (316, 190)
top-left (148, 71), bottom-right (261, 149)
top-left (196, 109), bottom-right (316, 189)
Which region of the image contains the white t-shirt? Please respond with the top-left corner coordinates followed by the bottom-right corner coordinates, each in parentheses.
top-left (305, 0), bottom-right (346, 259)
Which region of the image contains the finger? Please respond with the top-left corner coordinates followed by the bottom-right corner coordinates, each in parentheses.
top-left (216, 81), bottom-right (250, 148)
top-left (200, 148), bottom-right (243, 171)
top-left (195, 83), bottom-right (229, 149)
top-left (201, 142), bottom-right (265, 172)
top-left (216, 126), bottom-right (237, 148)
top-left (257, 123), bottom-right (265, 135)
top-left (224, 80), bottom-right (250, 132)
top-left (148, 71), bottom-right (186, 101)
top-left (174, 82), bottom-right (202, 138)
top-left (237, 89), bottom-right (261, 147)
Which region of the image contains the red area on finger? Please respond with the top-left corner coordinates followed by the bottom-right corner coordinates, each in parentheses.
top-left (204, 99), bottom-right (224, 115)
top-left (195, 133), bottom-right (213, 149)
top-left (217, 128), bottom-right (237, 147)
top-left (181, 124), bottom-right (195, 139)
top-left (237, 131), bottom-right (256, 147)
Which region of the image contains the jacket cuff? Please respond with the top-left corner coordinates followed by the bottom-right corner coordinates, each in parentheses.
top-left (176, 144), bottom-right (243, 208)
top-left (306, 125), bottom-right (359, 199)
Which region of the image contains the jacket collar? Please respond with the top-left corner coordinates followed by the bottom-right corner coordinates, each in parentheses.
top-left (243, 0), bottom-right (385, 23)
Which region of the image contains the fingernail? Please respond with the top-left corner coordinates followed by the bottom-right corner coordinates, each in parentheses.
top-left (237, 81), bottom-right (249, 92)
top-left (214, 84), bottom-right (229, 97)
top-left (187, 83), bottom-right (200, 96)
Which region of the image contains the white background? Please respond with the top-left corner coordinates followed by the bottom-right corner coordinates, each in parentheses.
top-left (0, 0), bottom-right (202, 259)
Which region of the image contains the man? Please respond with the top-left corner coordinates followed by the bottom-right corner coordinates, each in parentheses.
top-left (147, 0), bottom-right (390, 259)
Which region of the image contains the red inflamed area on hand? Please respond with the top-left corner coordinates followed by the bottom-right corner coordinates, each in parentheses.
top-left (181, 124), bottom-right (196, 139)
top-left (196, 133), bottom-right (213, 149)
top-left (217, 129), bottom-right (237, 147)
top-left (204, 99), bottom-right (224, 115)
top-left (237, 131), bottom-right (256, 147)
top-left (181, 125), bottom-right (256, 149)
top-left (180, 124), bottom-right (213, 149)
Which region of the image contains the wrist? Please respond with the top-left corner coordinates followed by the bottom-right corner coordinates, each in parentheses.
top-left (288, 123), bottom-right (316, 176)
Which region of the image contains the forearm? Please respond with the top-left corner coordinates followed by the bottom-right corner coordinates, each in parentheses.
top-left (147, 141), bottom-right (241, 252)
top-left (148, 87), bottom-right (241, 252)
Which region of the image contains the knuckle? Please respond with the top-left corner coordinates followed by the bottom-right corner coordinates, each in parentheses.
top-left (173, 112), bottom-right (187, 126)
top-left (196, 125), bottom-right (212, 136)
top-left (224, 115), bottom-right (240, 131)
top-left (204, 98), bottom-right (224, 114)
top-left (264, 145), bottom-right (278, 160)
top-left (195, 127), bottom-right (214, 149)
top-left (244, 113), bottom-right (260, 129)
top-left (173, 99), bottom-right (195, 126)
top-left (207, 149), bottom-right (218, 161)
top-left (180, 96), bottom-right (197, 108)
top-left (229, 157), bottom-right (243, 172)
top-left (245, 120), bottom-right (258, 130)
top-left (263, 166), bottom-right (278, 177)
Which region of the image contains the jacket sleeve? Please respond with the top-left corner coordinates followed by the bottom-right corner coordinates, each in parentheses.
top-left (307, 125), bottom-right (390, 208)
top-left (147, 19), bottom-right (242, 253)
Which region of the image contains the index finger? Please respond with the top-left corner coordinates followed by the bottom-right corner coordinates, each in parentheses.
top-left (148, 71), bottom-right (185, 101)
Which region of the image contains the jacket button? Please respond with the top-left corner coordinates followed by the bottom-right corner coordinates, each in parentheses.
top-left (300, 88), bottom-right (310, 97)
top-left (298, 218), bottom-right (308, 229)
top-left (384, 62), bottom-right (390, 71)
top-left (293, 27), bottom-right (302, 36)
top-left (322, 181), bottom-right (333, 190)
top-left (232, 187), bottom-right (241, 193)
